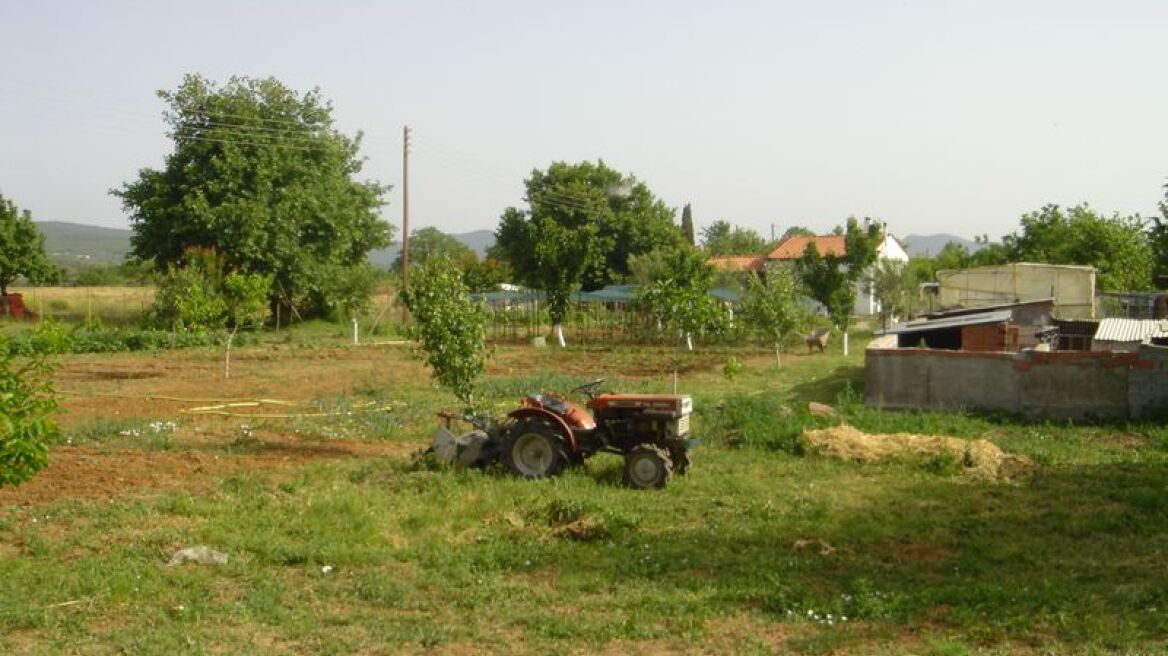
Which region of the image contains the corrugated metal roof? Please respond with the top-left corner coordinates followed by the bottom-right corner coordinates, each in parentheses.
top-left (925, 298), bottom-right (1055, 319)
top-left (1093, 318), bottom-right (1167, 342)
top-left (883, 310), bottom-right (1013, 335)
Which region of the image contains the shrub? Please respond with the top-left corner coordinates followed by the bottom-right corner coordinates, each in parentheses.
top-left (0, 325), bottom-right (245, 357)
top-left (0, 333), bottom-right (58, 487)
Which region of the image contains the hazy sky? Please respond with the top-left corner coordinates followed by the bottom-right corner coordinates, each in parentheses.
top-left (2, 0), bottom-right (1166, 241)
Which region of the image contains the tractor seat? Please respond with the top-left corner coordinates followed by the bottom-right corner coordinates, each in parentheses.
top-left (527, 394), bottom-right (568, 415)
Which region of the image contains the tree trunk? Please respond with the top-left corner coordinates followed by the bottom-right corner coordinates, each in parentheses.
top-left (685, 332), bottom-right (693, 351)
top-left (843, 331), bottom-right (849, 357)
top-left (775, 342), bottom-right (782, 368)
top-left (554, 323), bottom-right (566, 347)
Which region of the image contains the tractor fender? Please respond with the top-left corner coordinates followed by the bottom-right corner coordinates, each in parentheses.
top-left (506, 407), bottom-right (579, 452)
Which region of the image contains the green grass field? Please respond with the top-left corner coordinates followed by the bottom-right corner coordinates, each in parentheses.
top-left (0, 333), bottom-right (1166, 654)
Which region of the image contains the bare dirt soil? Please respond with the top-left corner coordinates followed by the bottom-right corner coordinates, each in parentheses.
top-left (1, 345), bottom-right (422, 509)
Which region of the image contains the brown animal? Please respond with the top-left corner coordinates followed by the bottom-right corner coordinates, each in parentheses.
top-left (804, 328), bottom-right (831, 353)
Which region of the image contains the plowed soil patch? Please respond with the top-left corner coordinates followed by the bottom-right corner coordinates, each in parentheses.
top-left (51, 346), bottom-right (425, 430)
top-left (0, 438), bottom-right (412, 507)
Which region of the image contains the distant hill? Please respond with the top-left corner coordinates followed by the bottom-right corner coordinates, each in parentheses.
top-left (36, 221), bottom-right (497, 270)
top-left (901, 233), bottom-right (984, 258)
top-left (36, 221), bottom-right (132, 266)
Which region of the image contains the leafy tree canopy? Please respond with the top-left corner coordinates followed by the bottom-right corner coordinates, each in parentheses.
top-left (113, 74), bottom-right (392, 316)
top-left (795, 217), bottom-right (881, 330)
top-left (1146, 182), bottom-right (1168, 287)
top-left (491, 160), bottom-right (683, 293)
top-left (700, 220), bottom-right (769, 257)
top-left (394, 227), bottom-right (472, 273)
top-left (459, 253), bottom-right (511, 294)
top-left (1002, 204), bottom-right (1152, 291)
top-left (0, 194), bottom-right (59, 296)
top-left (636, 248), bottom-right (728, 348)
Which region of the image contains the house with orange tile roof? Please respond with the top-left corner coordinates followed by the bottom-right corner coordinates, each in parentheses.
top-left (766, 234), bottom-right (848, 261)
top-left (709, 224), bottom-right (909, 317)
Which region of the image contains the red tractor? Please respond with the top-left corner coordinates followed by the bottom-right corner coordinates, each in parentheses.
top-left (432, 379), bottom-right (696, 488)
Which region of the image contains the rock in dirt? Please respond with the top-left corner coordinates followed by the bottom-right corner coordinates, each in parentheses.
top-left (168, 546), bottom-right (228, 567)
top-left (807, 402), bottom-right (840, 418)
top-left (802, 424), bottom-right (1034, 480)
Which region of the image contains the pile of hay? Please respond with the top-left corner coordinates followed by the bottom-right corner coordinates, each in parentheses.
top-left (802, 424), bottom-right (1034, 480)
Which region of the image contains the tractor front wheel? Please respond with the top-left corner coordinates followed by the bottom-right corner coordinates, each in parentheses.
top-left (502, 420), bottom-right (569, 479)
top-left (623, 444), bottom-right (673, 489)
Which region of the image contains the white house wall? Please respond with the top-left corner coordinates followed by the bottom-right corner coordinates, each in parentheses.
top-left (855, 235), bottom-right (911, 317)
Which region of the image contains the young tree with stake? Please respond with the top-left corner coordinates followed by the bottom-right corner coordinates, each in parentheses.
top-left (741, 265), bottom-right (805, 367)
top-left (403, 257), bottom-right (488, 409)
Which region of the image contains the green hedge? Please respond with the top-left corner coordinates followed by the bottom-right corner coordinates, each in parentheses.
top-left (0, 326), bottom-right (254, 356)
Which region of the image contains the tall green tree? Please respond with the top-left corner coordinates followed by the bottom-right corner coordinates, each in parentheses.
top-left (700, 220), bottom-right (769, 257)
top-left (393, 227), bottom-right (472, 273)
top-left (491, 161), bottom-right (682, 345)
top-left (491, 160), bottom-right (682, 292)
top-left (740, 265), bottom-right (805, 367)
top-left (537, 217), bottom-right (604, 347)
top-left (113, 74), bottom-right (392, 317)
top-left (1148, 182), bottom-right (1168, 287)
top-left (1002, 204), bottom-right (1152, 291)
top-left (795, 217), bottom-right (881, 355)
top-left (680, 203), bottom-right (695, 246)
top-left (0, 193), bottom-right (58, 298)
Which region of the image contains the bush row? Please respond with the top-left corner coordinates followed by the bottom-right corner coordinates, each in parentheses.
top-left (0, 325), bottom-right (255, 356)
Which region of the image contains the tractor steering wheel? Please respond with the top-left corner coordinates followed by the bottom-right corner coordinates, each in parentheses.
top-left (570, 378), bottom-right (607, 399)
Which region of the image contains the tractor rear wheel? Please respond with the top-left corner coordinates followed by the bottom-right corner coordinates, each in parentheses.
top-left (623, 443), bottom-right (673, 489)
top-left (502, 419), bottom-right (569, 479)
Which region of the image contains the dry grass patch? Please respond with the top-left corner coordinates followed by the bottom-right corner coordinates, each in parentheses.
top-left (803, 424), bottom-right (1035, 480)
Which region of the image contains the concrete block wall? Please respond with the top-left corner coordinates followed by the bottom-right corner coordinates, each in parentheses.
top-left (865, 346), bottom-right (1168, 419)
top-left (865, 349), bottom-right (1020, 413)
top-left (1129, 345), bottom-right (1168, 418)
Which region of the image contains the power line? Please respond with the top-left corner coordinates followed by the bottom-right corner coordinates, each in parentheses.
top-left (0, 82), bottom-right (401, 149)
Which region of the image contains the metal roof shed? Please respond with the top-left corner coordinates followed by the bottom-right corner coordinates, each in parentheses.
top-left (1092, 318), bottom-right (1167, 352)
top-left (883, 310), bottom-right (1013, 350)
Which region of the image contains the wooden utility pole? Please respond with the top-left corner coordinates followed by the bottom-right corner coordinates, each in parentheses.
top-left (401, 125), bottom-right (411, 323)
